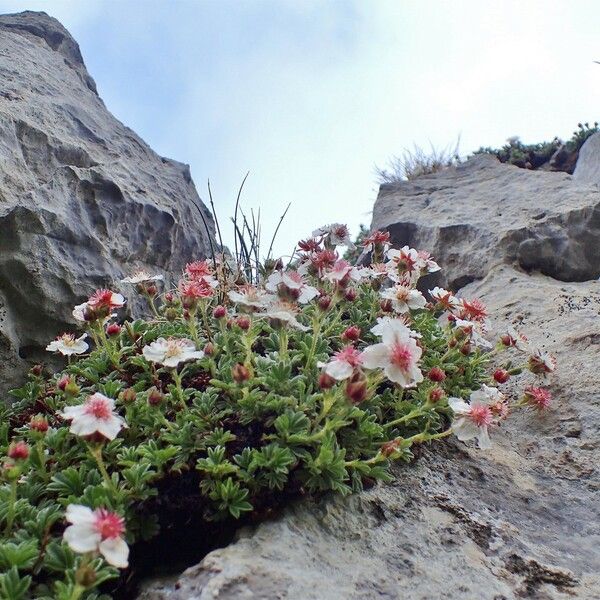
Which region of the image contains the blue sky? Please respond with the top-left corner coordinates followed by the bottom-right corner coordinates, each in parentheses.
top-left (4, 0), bottom-right (600, 258)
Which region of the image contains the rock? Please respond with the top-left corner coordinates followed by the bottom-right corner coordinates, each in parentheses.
top-left (371, 154), bottom-right (600, 290)
top-left (573, 132), bottom-right (600, 186)
top-left (138, 265), bottom-right (600, 600)
top-left (0, 11), bottom-right (215, 396)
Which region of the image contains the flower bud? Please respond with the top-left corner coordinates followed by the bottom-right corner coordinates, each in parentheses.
top-left (381, 439), bottom-right (402, 457)
top-left (493, 369), bottom-right (510, 384)
top-left (317, 295), bottom-right (331, 311)
top-left (57, 375), bottom-right (72, 391)
top-left (344, 287), bottom-right (357, 302)
top-left (428, 367), bottom-right (446, 382)
top-left (341, 326), bottom-right (361, 342)
top-left (106, 323), bottom-right (121, 336)
top-left (8, 441), bottom-right (29, 460)
top-left (145, 283), bottom-right (158, 297)
top-left (235, 316), bottom-right (251, 331)
top-left (30, 364), bottom-right (43, 377)
top-left (120, 388), bottom-right (137, 403)
top-left (147, 387), bottom-right (165, 407)
top-left (232, 363), bottom-right (250, 383)
top-left (203, 342), bottom-right (215, 356)
top-left (429, 387), bottom-right (445, 402)
top-left (165, 307), bottom-right (179, 321)
top-left (75, 565), bottom-right (97, 588)
top-left (164, 292), bottom-right (175, 303)
top-left (213, 305), bottom-right (227, 319)
top-left (29, 415), bottom-right (49, 433)
top-left (318, 372), bottom-right (336, 390)
top-left (345, 372), bottom-right (368, 404)
top-left (380, 299), bottom-right (393, 313)
top-left (460, 342), bottom-right (472, 355)
top-left (64, 380), bottom-right (81, 396)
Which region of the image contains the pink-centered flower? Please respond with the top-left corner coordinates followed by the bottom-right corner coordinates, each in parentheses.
top-left (416, 250), bottom-right (440, 273)
top-left (448, 385), bottom-right (504, 449)
top-left (260, 301), bottom-right (309, 331)
top-left (228, 286), bottom-right (276, 309)
top-left (324, 259), bottom-right (362, 284)
top-left (428, 287), bottom-right (459, 311)
top-left (362, 229), bottom-right (391, 252)
top-left (46, 333), bottom-right (88, 356)
top-left (370, 316), bottom-right (421, 339)
top-left (87, 289), bottom-right (125, 312)
top-left (63, 504), bottom-right (129, 568)
top-left (60, 393), bottom-right (126, 441)
top-left (318, 346), bottom-right (363, 381)
top-left (524, 386), bottom-right (552, 409)
top-left (362, 324), bottom-right (423, 387)
top-left (528, 349), bottom-right (557, 374)
top-left (312, 223), bottom-right (355, 249)
top-left (380, 284), bottom-right (426, 313)
top-left (120, 271), bottom-right (163, 284)
top-left (142, 337), bottom-right (204, 367)
top-left (265, 270), bottom-right (319, 304)
top-left (457, 298), bottom-right (489, 324)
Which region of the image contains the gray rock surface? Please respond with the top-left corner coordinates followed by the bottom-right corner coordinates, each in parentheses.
top-left (573, 132), bottom-right (600, 186)
top-left (138, 265), bottom-right (600, 600)
top-left (372, 154), bottom-right (600, 290)
top-left (0, 11), bottom-right (215, 396)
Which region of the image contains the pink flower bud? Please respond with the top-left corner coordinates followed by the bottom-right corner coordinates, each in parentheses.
top-left (213, 305), bottom-right (227, 319)
top-left (318, 372), bottom-right (336, 390)
top-left (204, 342), bottom-right (215, 356)
top-left (30, 364), bottom-right (43, 377)
top-left (8, 441), bottom-right (29, 460)
top-left (341, 326), bottom-right (361, 342)
top-left (344, 287), bottom-right (357, 302)
top-left (164, 292), bottom-right (175, 303)
top-left (318, 295), bottom-right (332, 311)
top-left (429, 387), bottom-right (445, 402)
top-left (106, 323), bottom-right (121, 336)
top-left (235, 316), bottom-right (251, 331)
top-left (57, 375), bottom-right (72, 391)
top-left (147, 387), bottom-right (165, 407)
top-left (345, 372), bottom-right (368, 404)
top-left (120, 388), bottom-right (137, 403)
top-left (29, 415), bottom-right (49, 433)
top-left (428, 367), bottom-right (446, 382)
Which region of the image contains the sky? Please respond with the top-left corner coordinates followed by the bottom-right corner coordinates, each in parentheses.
top-left (3, 0), bottom-right (600, 259)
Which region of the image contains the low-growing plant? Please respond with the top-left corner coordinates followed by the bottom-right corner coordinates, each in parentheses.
top-left (375, 139), bottom-right (461, 184)
top-left (0, 224), bottom-right (555, 599)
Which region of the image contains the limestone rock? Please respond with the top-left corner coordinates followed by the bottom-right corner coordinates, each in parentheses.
top-left (371, 154), bottom-right (600, 290)
top-left (0, 11), bottom-right (215, 396)
top-left (138, 266), bottom-right (600, 598)
top-left (573, 131), bottom-right (600, 186)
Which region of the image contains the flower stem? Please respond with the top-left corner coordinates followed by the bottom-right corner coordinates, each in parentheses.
top-left (88, 444), bottom-right (116, 493)
top-left (3, 479), bottom-right (18, 536)
top-left (383, 407), bottom-right (425, 430)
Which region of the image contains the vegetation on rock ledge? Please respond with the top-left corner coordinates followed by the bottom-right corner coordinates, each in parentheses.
top-left (0, 223), bottom-right (555, 599)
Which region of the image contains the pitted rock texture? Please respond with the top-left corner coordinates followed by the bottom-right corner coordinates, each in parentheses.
top-left (138, 266), bottom-right (600, 598)
top-left (372, 154), bottom-right (600, 290)
top-left (0, 11), bottom-right (215, 396)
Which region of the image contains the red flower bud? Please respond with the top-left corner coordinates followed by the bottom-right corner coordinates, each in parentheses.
top-left (147, 387), bottom-right (165, 406)
top-left (57, 375), bottom-right (72, 391)
top-left (318, 295), bottom-right (332, 311)
top-left (380, 299), bottom-right (393, 313)
top-left (204, 342), bottom-right (215, 355)
top-left (341, 326), bottom-right (361, 342)
top-left (30, 364), bottom-right (43, 377)
top-left (344, 287), bottom-right (357, 302)
top-left (429, 387), bottom-right (445, 402)
top-left (232, 363), bottom-right (251, 383)
top-left (345, 372), bottom-right (368, 404)
top-left (29, 415), bottom-right (49, 433)
top-left (165, 292), bottom-right (175, 303)
top-left (213, 305), bottom-right (227, 319)
top-left (460, 342), bottom-right (472, 355)
top-left (318, 372), bottom-right (336, 389)
top-left (8, 441), bottom-right (29, 460)
top-left (493, 369), bottom-right (510, 384)
top-left (235, 316), bottom-right (251, 331)
top-left (381, 439), bottom-right (402, 457)
top-left (428, 367), bottom-right (446, 382)
top-left (106, 323), bottom-right (121, 336)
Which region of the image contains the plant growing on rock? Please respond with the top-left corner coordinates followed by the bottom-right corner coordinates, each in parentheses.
top-left (0, 225), bottom-right (555, 599)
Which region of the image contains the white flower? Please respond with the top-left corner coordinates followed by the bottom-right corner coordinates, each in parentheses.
top-left (416, 250), bottom-right (440, 273)
top-left (324, 260), bottom-right (362, 284)
top-left (312, 223), bottom-right (355, 249)
top-left (228, 286), bottom-right (276, 309)
top-left (380, 285), bottom-right (426, 313)
top-left (120, 271), bottom-right (164, 284)
top-left (428, 287), bottom-right (459, 310)
top-left (317, 346), bottom-right (363, 381)
top-left (370, 316), bottom-right (421, 339)
top-left (265, 271), bottom-right (319, 304)
top-left (448, 385), bottom-right (501, 449)
top-left (361, 324), bottom-right (423, 387)
top-left (142, 337), bottom-right (204, 367)
top-left (60, 393), bottom-right (126, 440)
top-left (63, 504), bottom-right (129, 568)
top-left (46, 333), bottom-right (88, 356)
top-left (453, 318), bottom-right (493, 349)
top-left (260, 301), bottom-right (309, 331)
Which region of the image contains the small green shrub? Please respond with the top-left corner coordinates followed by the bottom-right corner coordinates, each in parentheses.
top-left (0, 226), bottom-right (555, 598)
